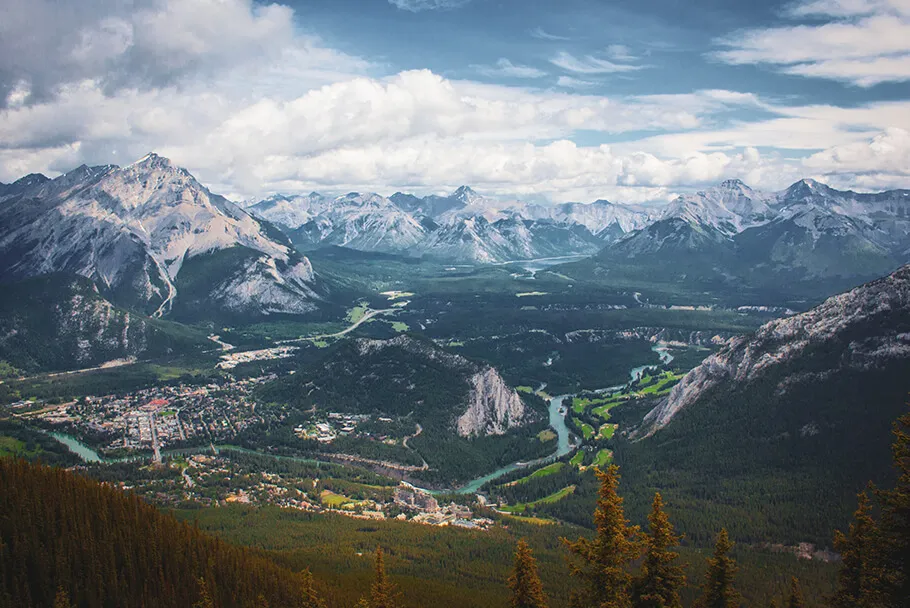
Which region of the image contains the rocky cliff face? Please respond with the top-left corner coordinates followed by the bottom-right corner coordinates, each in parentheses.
top-left (457, 367), bottom-right (529, 438)
top-left (354, 335), bottom-right (533, 437)
top-left (0, 154), bottom-right (322, 317)
top-left (641, 264), bottom-right (910, 436)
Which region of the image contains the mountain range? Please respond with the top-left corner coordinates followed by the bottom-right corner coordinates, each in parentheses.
top-left (248, 186), bottom-right (650, 263)
top-left (2, 154), bottom-right (909, 323)
top-left (248, 175), bottom-right (910, 286)
top-left (574, 178), bottom-right (910, 290)
top-left (0, 154), bottom-right (325, 320)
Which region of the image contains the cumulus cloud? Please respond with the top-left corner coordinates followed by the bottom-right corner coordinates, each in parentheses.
top-left (472, 58), bottom-right (548, 79)
top-left (803, 127), bottom-right (910, 188)
top-left (713, 0), bottom-right (910, 86)
top-left (388, 0), bottom-right (472, 11)
top-left (1, 0), bottom-right (907, 202)
top-left (550, 51), bottom-right (644, 74)
top-left (0, 0), bottom-right (340, 103)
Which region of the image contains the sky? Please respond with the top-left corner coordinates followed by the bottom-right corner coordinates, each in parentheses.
top-left (0, 0), bottom-right (909, 204)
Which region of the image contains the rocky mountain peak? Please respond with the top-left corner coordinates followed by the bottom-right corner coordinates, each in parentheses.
top-left (130, 152), bottom-right (175, 170)
top-left (13, 173), bottom-right (50, 188)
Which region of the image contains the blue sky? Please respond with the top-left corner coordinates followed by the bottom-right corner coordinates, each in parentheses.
top-left (1, 0), bottom-right (908, 203)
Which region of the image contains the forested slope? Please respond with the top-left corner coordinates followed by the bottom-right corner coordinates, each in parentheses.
top-left (0, 459), bottom-right (322, 608)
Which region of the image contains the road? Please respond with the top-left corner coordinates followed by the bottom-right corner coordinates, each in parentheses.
top-left (402, 423), bottom-right (429, 469)
top-left (280, 308), bottom-right (395, 344)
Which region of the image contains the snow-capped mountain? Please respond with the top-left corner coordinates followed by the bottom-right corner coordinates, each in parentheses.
top-left (249, 186), bottom-right (644, 263)
top-left (246, 192), bottom-right (329, 229)
top-left (583, 178), bottom-right (910, 285)
top-left (0, 154), bottom-right (323, 318)
top-left (517, 199), bottom-right (652, 235)
top-left (660, 179), bottom-right (776, 237)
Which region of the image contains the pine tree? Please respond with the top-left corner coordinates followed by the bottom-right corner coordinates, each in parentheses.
top-left (193, 577), bottom-right (216, 608)
top-left (876, 410), bottom-right (910, 607)
top-left (298, 569), bottom-right (326, 608)
top-left (361, 546), bottom-right (401, 608)
top-left (53, 587), bottom-right (72, 608)
top-left (634, 493), bottom-right (685, 608)
top-left (830, 490), bottom-right (883, 607)
top-left (695, 529), bottom-right (741, 608)
top-left (509, 539), bottom-right (549, 608)
top-left (786, 577), bottom-right (805, 608)
top-left (564, 464), bottom-right (641, 608)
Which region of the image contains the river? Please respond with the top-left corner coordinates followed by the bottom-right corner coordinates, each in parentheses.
top-left (47, 343), bottom-right (674, 496)
top-left (493, 255), bottom-right (589, 279)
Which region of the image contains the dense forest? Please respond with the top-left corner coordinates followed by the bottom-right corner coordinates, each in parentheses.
top-left (0, 459), bottom-right (324, 608)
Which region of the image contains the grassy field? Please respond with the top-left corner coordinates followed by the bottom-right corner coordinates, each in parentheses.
top-left (598, 424), bottom-right (617, 440)
top-left (516, 386), bottom-right (534, 394)
top-left (346, 305), bottom-right (369, 324)
top-left (499, 485), bottom-right (577, 513)
top-left (320, 490), bottom-right (352, 508)
top-left (593, 449), bottom-right (613, 467)
top-left (536, 429), bottom-right (556, 442)
top-left (569, 451), bottom-right (584, 467)
top-left (579, 423), bottom-right (595, 440)
top-left (0, 436), bottom-right (29, 458)
top-left (636, 370), bottom-right (685, 396)
top-left (390, 321), bottom-right (409, 332)
top-left (503, 462), bottom-right (564, 487)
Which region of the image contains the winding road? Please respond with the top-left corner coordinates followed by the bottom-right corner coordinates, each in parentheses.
top-left (279, 308), bottom-right (395, 344)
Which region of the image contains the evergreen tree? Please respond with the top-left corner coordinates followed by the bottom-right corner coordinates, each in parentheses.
top-left (786, 577), bottom-right (805, 608)
top-left (564, 465), bottom-right (641, 608)
top-left (53, 587), bottom-right (72, 608)
top-left (695, 529), bottom-right (741, 608)
top-left (194, 577), bottom-right (216, 608)
top-left (634, 493), bottom-right (685, 608)
top-left (830, 490), bottom-right (883, 608)
top-left (299, 569), bottom-right (326, 608)
top-left (509, 539), bottom-right (549, 608)
top-left (362, 546), bottom-right (401, 608)
top-left (876, 411), bottom-right (910, 607)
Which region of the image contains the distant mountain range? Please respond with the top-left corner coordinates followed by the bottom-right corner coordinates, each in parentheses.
top-left (564, 178), bottom-right (910, 291)
top-left (248, 177), bottom-right (910, 284)
top-left (2, 154), bottom-right (909, 322)
top-left (247, 186), bottom-right (650, 263)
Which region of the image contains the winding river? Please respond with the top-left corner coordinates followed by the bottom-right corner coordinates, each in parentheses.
top-left (47, 343), bottom-right (674, 495)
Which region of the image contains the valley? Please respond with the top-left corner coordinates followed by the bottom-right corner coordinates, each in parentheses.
top-left (2, 155), bottom-right (909, 607)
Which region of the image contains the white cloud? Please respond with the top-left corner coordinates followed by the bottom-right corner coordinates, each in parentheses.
top-left (606, 44), bottom-right (636, 62)
top-left (529, 27), bottom-right (570, 41)
top-left (557, 76), bottom-right (597, 88)
top-left (1, 0), bottom-right (907, 202)
top-left (550, 51), bottom-right (644, 74)
top-left (388, 0), bottom-right (472, 11)
top-left (472, 58), bottom-right (548, 79)
top-left (714, 0), bottom-right (910, 86)
top-left (803, 127), bottom-right (910, 181)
